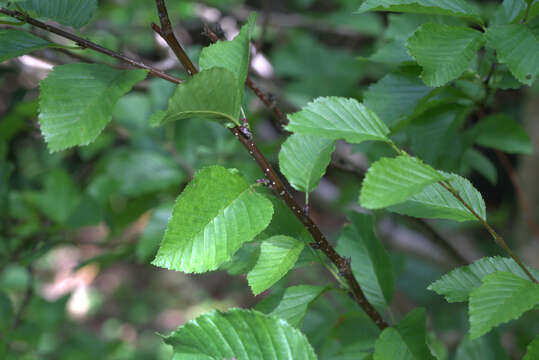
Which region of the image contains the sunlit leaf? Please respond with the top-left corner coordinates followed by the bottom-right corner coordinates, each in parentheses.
top-left (279, 134), bottom-right (335, 195)
top-left (153, 166), bottom-right (273, 273)
top-left (359, 155), bottom-right (445, 209)
top-left (247, 235), bottom-right (304, 295)
top-left (150, 67), bottom-right (242, 126)
top-left (39, 64), bottom-right (147, 152)
top-left (164, 308), bottom-right (317, 360)
top-left (286, 97), bottom-right (390, 144)
top-left (428, 256), bottom-right (539, 302)
top-left (269, 285), bottom-right (328, 327)
top-left (469, 271), bottom-right (539, 339)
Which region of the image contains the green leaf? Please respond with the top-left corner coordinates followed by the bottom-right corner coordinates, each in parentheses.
top-left (199, 13), bottom-right (256, 102)
top-left (406, 24), bottom-right (485, 87)
top-left (150, 67), bottom-right (242, 126)
top-left (336, 212), bottom-right (394, 308)
top-left (492, 0), bottom-right (528, 25)
top-left (428, 256), bottom-right (539, 302)
top-left (105, 149), bottom-right (184, 196)
top-left (279, 134), bottom-right (335, 195)
top-left (357, 0), bottom-right (482, 23)
top-left (0, 29), bottom-right (56, 63)
top-left (486, 24), bottom-right (539, 86)
top-left (470, 113), bottom-right (533, 154)
top-left (359, 155), bottom-right (445, 209)
top-left (286, 97), bottom-right (391, 144)
top-left (389, 171), bottom-right (486, 222)
top-left (363, 72), bottom-right (433, 127)
top-left (136, 204), bottom-right (173, 263)
top-left (38, 63), bottom-right (147, 152)
top-left (164, 308), bottom-right (317, 360)
top-left (247, 235), bottom-right (304, 295)
top-left (469, 271), bottom-right (539, 339)
top-left (455, 333), bottom-right (509, 360)
top-left (17, 0), bottom-right (98, 28)
top-left (374, 308), bottom-right (435, 360)
top-left (152, 166), bottom-right (273, 273)
top-left (268, 285), bottom-right (328, 327)
top-left (463, 149), bottom-right (498, 185)
top-left (25, 169), bottom-right (81, 224)
top-left (524, 337), bottom-right (539, 360)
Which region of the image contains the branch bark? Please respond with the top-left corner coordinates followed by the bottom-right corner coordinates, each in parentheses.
top-left (152, 0), bottom-right (388, 328)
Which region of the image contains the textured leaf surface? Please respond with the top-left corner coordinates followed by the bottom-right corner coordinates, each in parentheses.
top-left (363, 73), bottom-right (432, 127)
top-left (0, 29), bottom-right (56, 63)
top-left (469, 271), bottom-right (539, 339)
top-left (389, 171), bottom-right (486, 222)
top-left (279, 134), bottom-right (335, 194)
top-left (470, 113), bottom-right (533, 154)
top-left (486, 24), bottom-right (539, 85)
top-left (374, 309), bottom-right (435, 360)
top-left (199, 13), bottom-right (256, 102)
top-left (164, 308), bottom-right (317, 360)
top-left (286, 97), bottom-right (390, 144)
top-left (407, 24), bottom-right (485, 86)
top-left (18, 0), bottom-right (98, 28)
top-left (336, 212), bottom-right (394, 308)
top-left (523, 337), bottom-right (539, 360)
top-left (357, 0), bottom-right (482, 22)
top-left (247, 235), bottom-right (304, 295)
top-left (359, 155), bottom-right (445, 209)
top-left (150, 68), bottom-right (241, 126)
top-left (428, 256), bottom-right (539, 302)
top-left (153, 166), bottom-right (273, 273)
top-left (268, 285), bottom-right (328, 327)
top-left (39, 64), bottom-right (147, 152)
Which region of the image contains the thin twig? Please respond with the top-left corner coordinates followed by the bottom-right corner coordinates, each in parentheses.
top-left (439, 181), bottom-right (537, 283)
top-left (0, 6), bottom-right (182, 84)
top-left (153, 0), bottom-right (388, 329)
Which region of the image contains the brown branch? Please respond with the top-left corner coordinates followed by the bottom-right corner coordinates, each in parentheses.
top-left (0, 6), bottom-right (182, 85)
top-left (153, 0), bottom-right (388, 329)
top-left (152, 0), bottom-right (198, 75)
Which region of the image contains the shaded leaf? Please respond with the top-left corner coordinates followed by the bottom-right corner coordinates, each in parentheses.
top-left (269, 285), bottom-right (328, 327)
top-left (336, 212), bottom-right (394, 308)
top-left (470, 113), bottom-right (533, 154)
top-left (363, 72), bottom-right (433, 127)
top-left (455, 333), bottom-right (509, 360)
top-left (199, 13), bottom-right (256, 102)
top-left (39, 64), bottom-right (147, 152)
top-left (286, 97), bottom-right (390, 144)
top-left (357, 0), bottom-right (482, 23)
top-left (389, 171), bottom-right (486, 222)
top-left (17, 0), bottom-right (97, 28)
top-left (0, 29), bottom-right (56, 63)
top-left (469, 271), bottom-right (539, 339)
top-left (136, 204), bottom-right (173, 263)
top-left (359, 155), bottom-right (445, 209)
top-left (428, 256), bottom-right (539, 302)
top-left (374, 308), bottom-right (435, 360)
top-left (486, 24), bottom-right (539, 85)
top-left (247, 235), bottom-right (304, 295)
top-left (152, 166), bottom-right (273, 273)
top-left (407, 24), bottom-right (485, 86)
top-left (279, 134), bottom-right (335, 195)
top-left (150, 67), bottom-right (242, 126)
top-left (164, 308), bottom-right (317, 360)
top-left (105, 149), bottom-right (184, 196)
